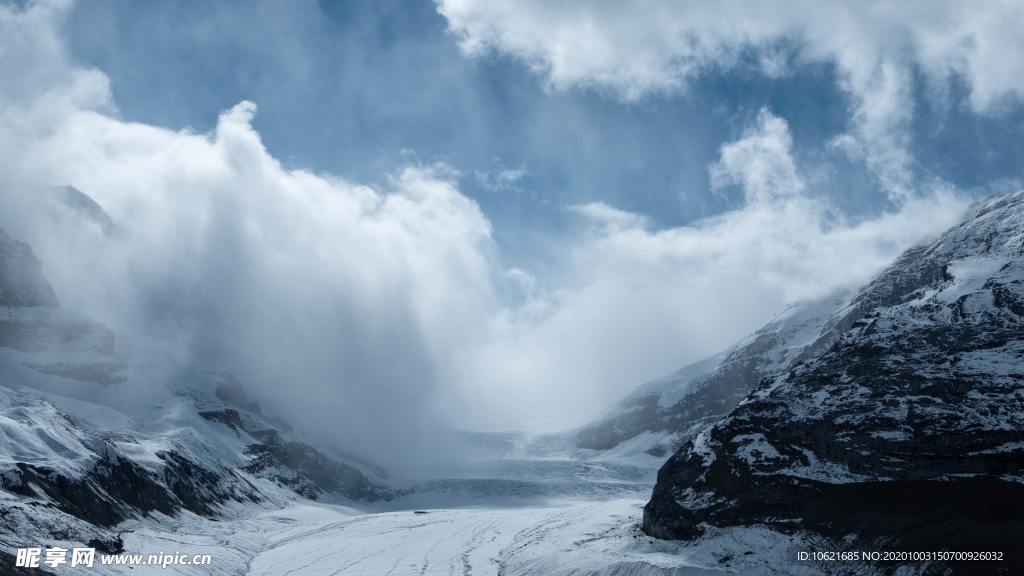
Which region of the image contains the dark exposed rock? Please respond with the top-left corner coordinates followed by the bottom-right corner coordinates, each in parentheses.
top-left (244, 429), bottom-right (392, 502)
top-left (157, 450), bottom-right (260, 515)
top-left (4, 459), bottom-right (167, 528)
top-left (202, 372), bottom-right (391, 501)
top-left (198, 408), bottom-right (244, 432)
top-left (643, 190), bottom-right (1024, 570)
top-left (1, 444), bottom-right (259, 530)
top-left (87, 534), bottom-right (123, 555)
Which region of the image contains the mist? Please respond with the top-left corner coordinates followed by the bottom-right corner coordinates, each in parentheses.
top-left (0, 0), bottom-right (972, 473)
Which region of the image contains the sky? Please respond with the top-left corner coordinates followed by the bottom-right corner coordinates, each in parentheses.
top-left (1, 0), bottom-right (1023, 465)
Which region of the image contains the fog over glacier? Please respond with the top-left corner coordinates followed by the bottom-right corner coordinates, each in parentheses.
top-left (0, 0), bottom-right (1003, 471)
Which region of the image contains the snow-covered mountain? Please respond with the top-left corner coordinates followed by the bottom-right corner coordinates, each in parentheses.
top-left (0, 224), bottom-right (391, 562)
top-left (6, 186), bottom-right (1022, 574)
top-left (574, 290), bottom-right (850, 460)
top-left (643, 190), bottom-right (1024, 566)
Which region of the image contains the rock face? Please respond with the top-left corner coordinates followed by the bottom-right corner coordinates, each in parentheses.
top-left (575, 291), bottom-right (848, 457)
top-left (643, 191), bottom-right (1024, 563)
top-left (199, 377), bottom-right (392, 503)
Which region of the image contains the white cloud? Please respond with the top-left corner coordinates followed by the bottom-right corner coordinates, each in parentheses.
top-left (437, 0), bottom-right (1024, 199)
top-left (445, 110), bottom-right (966, 431)
top-left (569, 201), bottom-right (648, 231)
top-left (11, 104), bottom-right (498, 467)
top-left (0, 2), bottom-right (971, 449)
top-left (0, 1), bottom-right (498, 471)
top-left (475, 166), bottom-right (526, 192)
top-left (710, 109), bottom-right (803, 204)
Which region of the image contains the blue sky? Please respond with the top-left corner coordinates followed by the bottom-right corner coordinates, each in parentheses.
top-left (2, 0), bottom-right (1023, 445)
top-left (65, 0), bottom-right (1024, 274)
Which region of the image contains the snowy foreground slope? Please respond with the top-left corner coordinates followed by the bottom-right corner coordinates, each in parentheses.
top-left (644, 190), bottom-right (1024, 570)
top-left (245, 498), bottom-right (827, 576)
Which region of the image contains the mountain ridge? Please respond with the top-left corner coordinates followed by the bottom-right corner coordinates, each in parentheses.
top-left (642, 189), bottom-right (1024, 569)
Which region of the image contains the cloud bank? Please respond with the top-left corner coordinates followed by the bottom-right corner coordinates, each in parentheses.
top-left (437, 0), bottom-right (1024, 199)
top-left (0, 1), bottom-right (973, 464)
top-left (0, 1), bottom-right (501, 470)
top-left (446, 110), bottom-right (964, 431)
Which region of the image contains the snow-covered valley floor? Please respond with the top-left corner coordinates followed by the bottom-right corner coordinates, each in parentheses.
top-left (251, 498), bottom-right (658, 576)
top-left (105, 486), bottom-right (819, 576)
top-left (9, 433), bottom-right (822, 575)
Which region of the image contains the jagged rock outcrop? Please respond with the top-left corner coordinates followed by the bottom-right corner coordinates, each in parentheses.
top-left (0, 373), bottom-right (265, 550)
top-left (643, 190), bottom-right (1024, 569)
top-left (199, 375), bottom-right (392, 502)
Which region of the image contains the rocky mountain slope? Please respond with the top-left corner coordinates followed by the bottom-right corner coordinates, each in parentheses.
top-left (575, 290), bottom-right (850, 459)
top-left (643, 190), bottom-right (1024, 569)
top-left (0, 223), bottom-right (391, 560)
